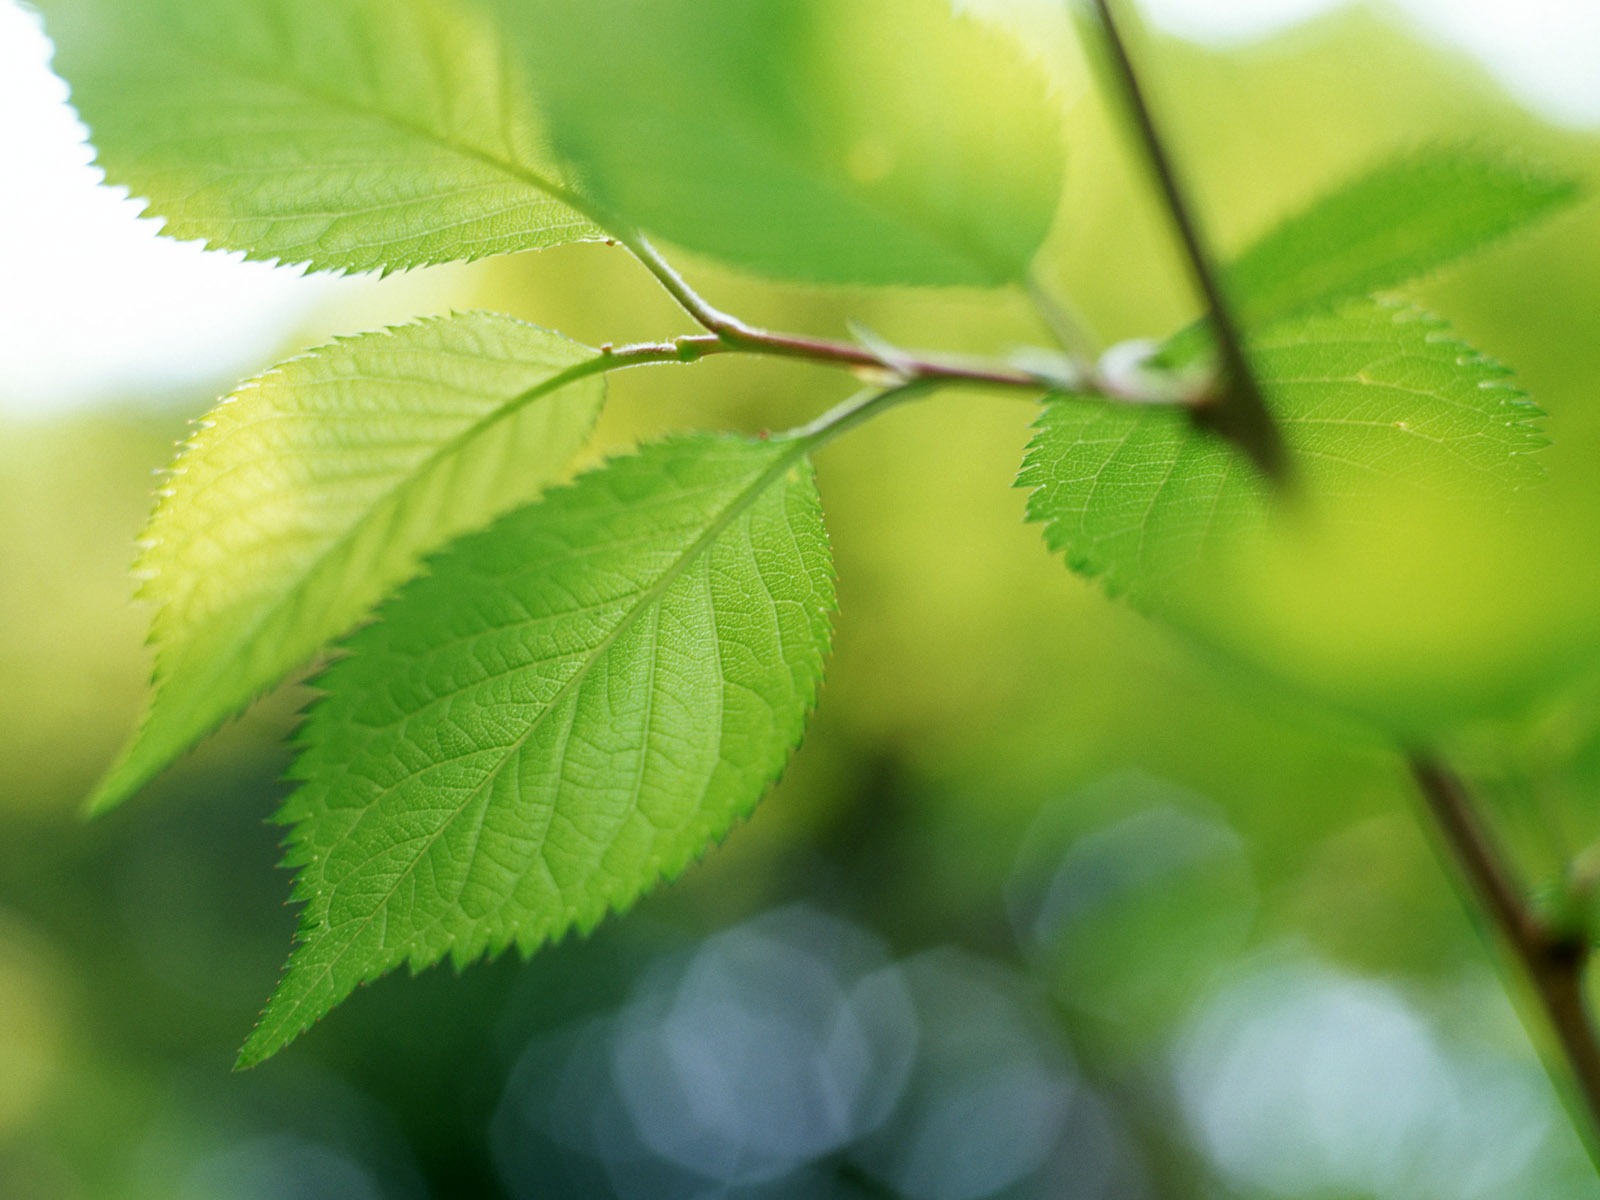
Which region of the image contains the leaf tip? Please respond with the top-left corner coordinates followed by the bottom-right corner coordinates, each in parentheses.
top-left (81, 749), bottom-right (148, 820)
top-left (234, 958), bottom-right (327, 1070)
top-left (233, 1017), bottom-right (295, 1071)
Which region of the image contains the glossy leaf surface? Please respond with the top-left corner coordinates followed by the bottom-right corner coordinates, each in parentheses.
top-left (39, 0), bottom-right (600, 272)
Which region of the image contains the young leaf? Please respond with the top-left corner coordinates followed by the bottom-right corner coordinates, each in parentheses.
top-left (237, 435), bottom-right (834, 1066)
top-left (91, 313), bottom-right (604, 813)
top-left (36, 0), bottom-right (600, 273)
top-left (512, 0), bottom-right (1065, 287)
top-left (1227, 147), bottom-right (1578, 327)
top-left (1019, 299), bottom-right (1544, 601)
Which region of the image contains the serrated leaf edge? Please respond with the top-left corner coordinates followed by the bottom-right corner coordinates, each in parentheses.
top-left (236, 433), bottom-right (833, 1066)
top-left (88, 311), bottom-right (608, 814)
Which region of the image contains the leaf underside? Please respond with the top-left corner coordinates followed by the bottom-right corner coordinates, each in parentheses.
top-left (238, 435), bottom-right (834, 1066)
top-left (37, 0), bottom-right (600, 273)
top-left (91, 312), bottom-right (604, 813)
top-left (1020, 299), bottom-right (1544, 601)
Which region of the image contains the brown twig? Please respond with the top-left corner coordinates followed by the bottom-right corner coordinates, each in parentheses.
top-left (1087, 0), bottom-right (1291, 485)
top-left (1408, 752), bottom-right (1600, 1168)
top-left (617, 232), bottom-right (1214, 406)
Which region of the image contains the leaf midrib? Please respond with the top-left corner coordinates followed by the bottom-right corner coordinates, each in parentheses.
top-left (105, 347), bottom-right (611, 816)
top-left (132, 21), bottom-right (597, 227)
top-left (248, 437), bottom-right (811, 1058)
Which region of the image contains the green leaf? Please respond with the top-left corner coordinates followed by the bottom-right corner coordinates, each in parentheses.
top-left (91, 312), bottom-right (604, 813)
top-left (37, 0), bottom-right (600, 273)
top-left (1019, 299), bottom-right (1544, 602)
top-left (1228, 147), bottom-right (1578, 326)
top-left (1159, 148), bottom-right (1577, 369)
top-left (237, 434), bottom-right (833, 1066)
top-left (512, 0), bottom-right (1065, 286)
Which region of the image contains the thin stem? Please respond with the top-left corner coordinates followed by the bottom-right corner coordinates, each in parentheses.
top-left (1407, 752), bottom-right (1600, 1169)
top-left (1023, 271), bottom-right (1101, 363)
top-left (788, 380), bottom-right (939, 449)
top-left (618, 231), bottom-right (1175, 403)
top-left (597, 327), bottom-right (1034, 393)
top-left (1087, 0), bottom-right (1290, 485)
top-left (617, 232), bottom-right (752, 341)
top-left (595, 334), bottom-right (727, 368)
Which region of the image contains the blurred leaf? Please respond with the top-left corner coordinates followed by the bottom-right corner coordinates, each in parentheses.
top-left (513, 0), bottom-right (1065, 286)
top-left (92, 313), bottom-right (604, 813)
top-left (1160, 147), bottom-right (1578, 365)
top-left (1019, 299), bottom-right (1543, 601)
top-left (1190, 479), bottom-right (1600, 733)
top-left (238, 435), bottom-right (834, 1065)
top-left (1019, 296), bottom-right (1600, 729)
top-left (37, 0), bottom-right (600, 273)
top-left (1228, 147), bottom-right (1578, 327)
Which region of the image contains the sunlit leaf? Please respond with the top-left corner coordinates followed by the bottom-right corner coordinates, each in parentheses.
top-left (91, 313), bottom-right (604, 812)
top-left (237, 434), bottom-right (834, 1065)
top-left (37, 0), bottom-right (600, 272)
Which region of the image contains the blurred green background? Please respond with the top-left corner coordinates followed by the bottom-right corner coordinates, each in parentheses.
top-left (6, 2), bottom-right (1600, 1197)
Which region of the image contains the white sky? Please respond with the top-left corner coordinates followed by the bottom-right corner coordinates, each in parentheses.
top-left (1, 0), bottom-right (1597, 416)
top-left (1143, 0), bottom-right (1600, 126)
top-left (0, 2), bottom-right (363, 414)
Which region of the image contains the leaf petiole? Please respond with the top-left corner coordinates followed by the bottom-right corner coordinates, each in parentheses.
top-left (617, 230), bottom-right (1198, 407)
